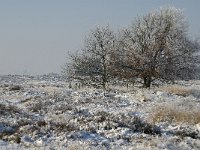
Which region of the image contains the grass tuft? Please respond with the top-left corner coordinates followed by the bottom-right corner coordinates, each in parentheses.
top-left (158, 85), bottom-right (191, 97)
top-left (150, 103), bottom-right (200, 125)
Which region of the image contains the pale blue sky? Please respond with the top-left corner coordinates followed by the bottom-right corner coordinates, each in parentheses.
top-left (0, 0), bottom-right (199, 75)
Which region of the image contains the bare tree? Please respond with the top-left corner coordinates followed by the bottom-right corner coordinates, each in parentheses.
top-left (114, 7), bottom-right (199, 87)
top-left (64, 26), bottom-right (116, 89)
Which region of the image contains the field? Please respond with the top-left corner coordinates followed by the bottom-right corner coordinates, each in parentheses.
top-left (0, 74), bottom-right (200, 149)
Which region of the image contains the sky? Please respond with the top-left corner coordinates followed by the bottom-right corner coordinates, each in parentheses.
top-left (0, 0), bottom-right (199, 75)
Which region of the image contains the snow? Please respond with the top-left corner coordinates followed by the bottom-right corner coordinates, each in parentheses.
top-left (0, 74), bottom-right (200, 149)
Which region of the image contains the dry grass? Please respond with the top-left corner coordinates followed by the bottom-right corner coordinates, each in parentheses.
top-left (158, 85), bottom-right (192, 97)
top-left (150, 102), bottom-right (200, 125)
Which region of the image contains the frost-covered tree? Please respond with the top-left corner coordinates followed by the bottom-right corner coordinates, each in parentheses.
top-left (63, 7), bottom-right (199, 88)
top-left (114, 7), bottom-right (199, 87)
top-left (64, 26), bottom-right (116, 89)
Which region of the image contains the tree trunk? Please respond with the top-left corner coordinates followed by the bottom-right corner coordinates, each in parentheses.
top-left (143, 76), bottom-right (151, 88)
top-left (102, 55), bottom-right (107, 90)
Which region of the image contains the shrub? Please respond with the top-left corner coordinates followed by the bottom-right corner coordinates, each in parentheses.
top-left (0, 103), bottom-right (20, 115)
top-left (111, 113), bottom-right (161, 135)
top-left (9, 85), bottom-right (22, 91)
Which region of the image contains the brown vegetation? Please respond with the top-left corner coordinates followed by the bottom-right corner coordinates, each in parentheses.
top-left (150, 103), bottom-right (200, 125)
top-left (158, 85), bottom-right (192, 97)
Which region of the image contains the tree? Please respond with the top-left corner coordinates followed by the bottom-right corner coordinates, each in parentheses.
top-left (63, 7), bottom-right (199, 89)
top-left (114, 7), bottom-right (199, 87)
top-left (64, 26), bottom-right (116, 89)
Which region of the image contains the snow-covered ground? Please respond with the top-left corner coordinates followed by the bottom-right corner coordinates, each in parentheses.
top-left (0, 75), bottom-right (200, 150)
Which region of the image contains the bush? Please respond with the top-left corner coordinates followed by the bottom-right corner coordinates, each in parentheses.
top-left (9, 85), bottom-right (22, 91)
top-left (0, 103), bottom-right (20, 115)
top-left (111, 113), bottom-right (161, 135)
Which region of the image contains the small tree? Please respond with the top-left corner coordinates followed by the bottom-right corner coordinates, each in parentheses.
top-left (114, 7), bottom-right (199, 87)
top-left (64, 26), bottom-right (116, 89)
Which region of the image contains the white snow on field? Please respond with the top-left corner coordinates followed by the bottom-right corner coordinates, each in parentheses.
top-left (0, 75), bottom-right (200, 149)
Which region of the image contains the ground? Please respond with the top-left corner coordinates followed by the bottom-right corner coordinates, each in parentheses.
top-left (0, 74), bottom-right (200, 150)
